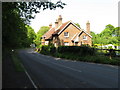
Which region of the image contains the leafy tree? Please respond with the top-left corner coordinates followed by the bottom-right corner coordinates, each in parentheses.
top-left (2, 3), bottom-right (28, 48)
top-left (90, 32), bottom-right (102, 46)
top-left (114, 27), bottom-right (120, 36)
top-left (34, 26), bottom-right (49, 46)
top-left (113, 27), bottom-right (120, 46)
top-left (105, 24), bottom-right (114, 30)
top-left (26, 25), bottom-right (36, 45)
top-left (37, 26), bottom-right (50, 36)
top-left (15, 1), bottom-right (66, 24)
top-left (2, 1), bottom-right (66, 49)
top-left (75, 23), bottom-right (81, 28)
top-left (100, 24), bottom-right (119, 45)
top-left (90, 31), bottom-right (96, 45)
top-left (91, 24), bottom-right (119, 47)
top-left (100, 24), bottom-right (115, 37)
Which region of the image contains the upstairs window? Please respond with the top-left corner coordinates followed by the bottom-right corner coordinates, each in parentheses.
top-left (64, 32), bottom-right (69, 37)
top-left (83, 35), bottom-right (87, 40)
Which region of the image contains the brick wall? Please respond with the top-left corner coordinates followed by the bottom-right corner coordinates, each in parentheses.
top-left (58, 24), bottom-right (81, 46)
top-left (79, 32), bottom-right (92, 46)
top-left (57, 23), bottom-right (92, 46)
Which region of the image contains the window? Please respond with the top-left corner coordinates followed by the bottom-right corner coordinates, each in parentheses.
top-left (75, 42), bottom-right (78, 46)
top-left (45, 41), bottom-right (49, 45)
top-left (64, 42), bottom-right (69, 46)
top-left (64, 32), bottom-right (69, 37)
top-left (83, 35), bottom-right (87, 40)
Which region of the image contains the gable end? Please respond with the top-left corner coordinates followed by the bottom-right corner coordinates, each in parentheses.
top-left (58, 21), bottom-right (82, 35)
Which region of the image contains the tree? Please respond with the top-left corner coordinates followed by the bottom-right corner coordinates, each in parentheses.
top-left (91, 24), bottom-right (119, 47)
top-left (105, 24), bottom-right (114, 30)
top-left (16, 1), bottom-right (66, 24)
top-left (34, 26), bottom-right (49, 46)
top-left (113, 27), bottom-right (120, 37)
top-left (2, 1), bottom-right (66, 49)
top-left (100, 24), bottom-right (115, 37)
top-left (75, 23), bottom-right (81, 28)
top-left (2, 3), bottom-right (28, 48)
top-left (113, 27), bottom-right (120, 46)
top-left (90, 31), bottom-right (97, 45)
top-left (26, 25), bottom-right (36, 45)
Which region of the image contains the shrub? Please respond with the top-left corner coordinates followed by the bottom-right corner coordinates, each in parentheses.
top-left (49, 46), bottom-right (56, 54)
top-left (40, 45), bottom-right (50, 55)
top-left (39, 45), bottom-right (119, 66)
top-left (58, 46), bottom-right (96, 56)
top-left (40, 45), bottom-right (56, 55)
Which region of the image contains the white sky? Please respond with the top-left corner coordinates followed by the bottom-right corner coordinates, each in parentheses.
top-left (30, 0), bottom-right (119, 34)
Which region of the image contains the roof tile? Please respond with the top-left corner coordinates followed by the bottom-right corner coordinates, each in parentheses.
top-left (42, 21), bottom-right (70, 40)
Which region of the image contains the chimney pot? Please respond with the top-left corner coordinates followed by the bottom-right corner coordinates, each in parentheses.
top-left (49, 23), bottom-right (52, 29)
top-left (55, 19), bottom-right (58, 30)
top-left (58, 15), bottom-right (62, 27)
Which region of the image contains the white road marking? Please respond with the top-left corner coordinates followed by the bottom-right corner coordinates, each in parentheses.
top-left (20, 63), bottom-right (38, 89)
top-left (55, 58), bottom-right (61, 60)
top-left (50, 61), bottom-right (82, 73)
top-left (32, 52), bottom-right (82, 73)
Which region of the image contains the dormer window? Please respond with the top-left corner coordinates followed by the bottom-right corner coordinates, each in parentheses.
top-left (64, 32), bottom-right (69, 37)
top-left (83, 35), bottom-right (87, 40)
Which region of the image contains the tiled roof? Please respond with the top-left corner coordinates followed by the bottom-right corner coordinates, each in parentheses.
top-left (42, 20), bottom-right (92, 40)
top-left (42, 28), bottom-right (55, 40)
top-left (53, 21), bottom-right (70, 34)
top-left (42, 21), bottom-right (70, 40)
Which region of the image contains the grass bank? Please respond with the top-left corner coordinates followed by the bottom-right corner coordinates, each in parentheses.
top-left (11, 51), bottom-right (24, 72)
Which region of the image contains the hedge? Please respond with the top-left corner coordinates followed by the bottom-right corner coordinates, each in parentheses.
top-left (40, 45), bottom-right (56, 55)
top-left (39, 45), bottom-right (119, 65)
top-left (57, 46), bottom-right (96, 56)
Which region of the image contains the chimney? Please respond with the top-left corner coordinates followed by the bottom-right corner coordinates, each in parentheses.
top-left (58, 15), bottom-right (62, 27)
top-left (86, 21), bottom-right (90, 34)
top-left (55, 19), bottom-right (58, 30)
top-left (49, 23), bottom-right (52, 29)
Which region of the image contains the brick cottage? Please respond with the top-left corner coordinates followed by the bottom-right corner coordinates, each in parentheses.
top-left (41, 15), bottom-right (92, 47)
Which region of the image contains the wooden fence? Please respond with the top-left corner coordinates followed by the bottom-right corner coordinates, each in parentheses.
top-left (96, 48), bottom-right (120, 59)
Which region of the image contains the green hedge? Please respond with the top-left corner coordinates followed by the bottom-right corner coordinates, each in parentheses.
top-left (40, 46), bottom-right (96, 56)
top-left (40, 45), bottom-right (56, 55)
top-left (58, 46), bottom-right (96, 56)
top-left (39, 45), bottom-right (119, 65)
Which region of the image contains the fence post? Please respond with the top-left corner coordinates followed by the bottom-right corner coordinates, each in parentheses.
top-left (109, 49), bottom-right (114, 59)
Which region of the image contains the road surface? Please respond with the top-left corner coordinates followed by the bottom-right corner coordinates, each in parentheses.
top-left (18, 48), bottom-right (118, 88)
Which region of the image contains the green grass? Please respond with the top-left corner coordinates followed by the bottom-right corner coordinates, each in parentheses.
top-left (11, 52), bottom-right (24, 72)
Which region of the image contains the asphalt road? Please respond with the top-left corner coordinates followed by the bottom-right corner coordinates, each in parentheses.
top-left (18, 48), bottom-right (118, 88)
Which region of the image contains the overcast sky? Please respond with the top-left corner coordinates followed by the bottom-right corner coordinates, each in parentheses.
top-left (30, 0), bottom-right (119, 34)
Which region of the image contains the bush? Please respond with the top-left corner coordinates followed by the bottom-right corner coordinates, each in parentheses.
top-left (49, 46), bottom-right (56, 54)
top-left (39, 45), bottom-right (119, 66)
top-left (40, 45), bottom-right (56, 55)
top-left (58, 46), bottom-right (96, 56)
top-left (40, 45), bottom-right (50, 55)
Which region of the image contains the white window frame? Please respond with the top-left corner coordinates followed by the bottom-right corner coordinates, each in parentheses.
top-left (83, 35), bottom-right (87, 40)
top-left (64, 32), bottom-right (69, 37)
top-left (64, 42), bottom-right (69, 46)
top-left (45, 41), bottom-right (49, 45)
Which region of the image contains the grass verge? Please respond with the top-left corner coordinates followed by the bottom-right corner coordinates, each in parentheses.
top-left (11, 52), bottom-right (24, 72)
